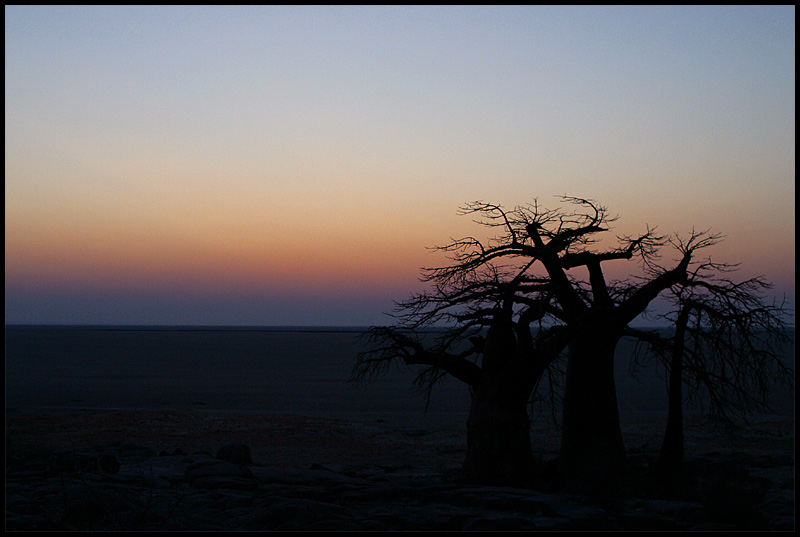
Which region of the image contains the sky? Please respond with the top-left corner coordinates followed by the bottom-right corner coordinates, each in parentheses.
top-left (5, 5), bottom-right (795, 326)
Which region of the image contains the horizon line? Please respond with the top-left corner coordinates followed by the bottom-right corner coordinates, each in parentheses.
top-left (9, 322), bottom-right (789, 331)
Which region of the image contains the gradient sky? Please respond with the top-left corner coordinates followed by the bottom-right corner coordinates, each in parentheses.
top-left (5, 5), bottom-right (795, 326)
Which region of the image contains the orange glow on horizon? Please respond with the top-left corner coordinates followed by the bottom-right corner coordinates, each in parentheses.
top-left (4, 211), bottom-right (449, 298)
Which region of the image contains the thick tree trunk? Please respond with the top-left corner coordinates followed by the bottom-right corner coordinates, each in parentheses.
top-left (463, 384), bottom-right (535, 486)
top-left (558, 328), bottom-right (625, 498)
top-left (461, 319), bottom-right (546, 487)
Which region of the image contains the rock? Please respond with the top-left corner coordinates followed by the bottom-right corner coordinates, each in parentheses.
top-left (249, 466), bottom-right (368, 487)
top-left (216, 442), bottom-right (252, 465)
top-left (242, 498), bottom-right (353, 530)
top-left (615, 510), bottom-right (678, 530)
top-left (191, 474), bottom-right (259, 491)
top-left (768, 515), bottom-right (795, 531)
top-left (184, 459), bottom-right (254, 490)
top-left (462, 515), bottom-right (539, 531)
top-left (159, 448), bottom-right (187, 456)
top-left (97, 453), bottom-right (121, 474)
top-left (47, 450), bottom-right (120, 475)
top-left (5, 435), bottom-right (791, 531)
top-left (117, 443), bottom-right (158, 460)
top-left (686, 458), bottom-right (770, 527)
top-left (688, 522), bottom-right (740, 531)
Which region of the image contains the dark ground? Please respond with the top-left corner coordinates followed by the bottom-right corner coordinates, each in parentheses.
top-left (5, 410), bottom-right (794, 531)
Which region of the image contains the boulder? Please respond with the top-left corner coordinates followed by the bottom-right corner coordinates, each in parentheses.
top-left (216, 442), bottom-right (252, 465)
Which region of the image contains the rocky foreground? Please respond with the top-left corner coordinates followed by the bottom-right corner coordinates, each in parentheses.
top-left (5, 412), bottom-right (795, 531)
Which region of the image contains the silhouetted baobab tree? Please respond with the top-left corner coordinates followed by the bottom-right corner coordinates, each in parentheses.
top-left (514, 198), bottom-right (708, 498)
top-left (353, 240), bottom-right (571, 486)
top-left (629, 242), bottom-right (794, 484)
top-left (353, 196), bottom-right (774, 497)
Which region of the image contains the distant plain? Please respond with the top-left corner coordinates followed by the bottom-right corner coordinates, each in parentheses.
top-left (5, 325), bottom-right (794, 432)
